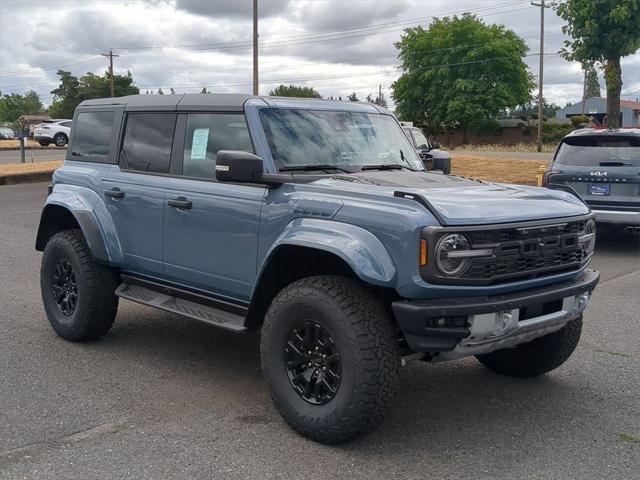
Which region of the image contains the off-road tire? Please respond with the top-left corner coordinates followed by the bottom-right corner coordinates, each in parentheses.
top-left (261, 275), bottom-right (400, 444)
top-left (53, 133), bottom-right (68, 147)
top-left (41, 229), bottom-right (119, 341)
top-left (476, 317), bottom-right (582, 378)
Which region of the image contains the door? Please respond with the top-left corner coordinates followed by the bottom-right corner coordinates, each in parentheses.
top-left (163, 112), bottom-right (265, 302)
top-left (102, 112), bottom-right (177, 276)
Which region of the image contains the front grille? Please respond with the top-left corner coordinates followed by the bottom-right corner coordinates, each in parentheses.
top-left (421, 215), bottom-right (593, 286)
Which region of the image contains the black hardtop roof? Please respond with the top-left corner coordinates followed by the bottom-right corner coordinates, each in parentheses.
top-left (76, 94), bottom-right (385, 113)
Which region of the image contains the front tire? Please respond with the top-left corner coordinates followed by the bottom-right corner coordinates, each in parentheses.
top-left (38, 140), bottom-right (51, 147)
top-left (476, 317), bottom-right (582, 378)
top-left (261, 276), bottom-right (400, 444)
top-left (41, 229), bottom-right (119, 341)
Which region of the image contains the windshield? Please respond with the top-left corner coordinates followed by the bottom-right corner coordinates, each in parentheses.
top-left (259, 108), bottom-right (424, 171)
top-left (556, 136), bottom-right (640, 167)
top-left (411, 129), bottom-right (430, 150)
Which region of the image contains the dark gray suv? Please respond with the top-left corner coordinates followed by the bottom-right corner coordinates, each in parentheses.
top-left (544, 128), bottom-right (640, 232)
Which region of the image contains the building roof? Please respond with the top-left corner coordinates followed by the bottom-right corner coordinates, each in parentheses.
top-left (619, 99), bottom-right (640, 111)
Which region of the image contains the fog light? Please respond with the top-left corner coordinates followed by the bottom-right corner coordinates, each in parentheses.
top-left (491, 311), bottom-right (513, 336)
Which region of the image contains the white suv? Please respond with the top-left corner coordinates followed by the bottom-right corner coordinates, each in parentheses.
top-left (33, 119), bottom-right (73, 147)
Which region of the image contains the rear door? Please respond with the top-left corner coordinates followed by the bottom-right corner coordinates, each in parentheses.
top-left (101, 112), bottom-right (177, 276)
top-left (551, 135), bottom-right (640, 210)
top-left (162, 112), bottom-right (265, 302)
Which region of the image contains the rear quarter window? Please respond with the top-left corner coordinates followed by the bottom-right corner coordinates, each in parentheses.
top-left (70, 111), bottom-right (115, 161)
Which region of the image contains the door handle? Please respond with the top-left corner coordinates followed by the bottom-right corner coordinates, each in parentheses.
top-left (104, 188), bottom-right (125, 199)
top-left (167, 197), bottom-right (192, 209)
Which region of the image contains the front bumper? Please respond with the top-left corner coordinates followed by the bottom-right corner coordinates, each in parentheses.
top-left (592, 209), bottom-right (640, 226)
top-left (392, 269), bottom-right (600, 355)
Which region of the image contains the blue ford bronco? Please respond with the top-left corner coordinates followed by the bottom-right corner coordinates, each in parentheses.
top-left (36, 94), bottom-right (600, 444)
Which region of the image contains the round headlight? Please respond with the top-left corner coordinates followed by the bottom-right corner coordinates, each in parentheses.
top-left (435, 233), bottom-right (472, 276)
top-left (582, 218), bottom-right (596, 255)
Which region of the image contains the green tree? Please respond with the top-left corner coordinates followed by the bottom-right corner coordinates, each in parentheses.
top-left (392, 14), bottom-right (534, 142)
top-left (0, 90), bottom-right (43, 122)
top-left (49, 69), bottom-right (138, 118)
top-left (201, 87), bottom-right (209, 94)
top-left (347, 92), bottom-right (359, 101)
top-left (269, 84), bottom-right (321, 98)
top-left (556, 0), bottom-right (640, 128)
top-left (585, 67), bottom-right (602, 98)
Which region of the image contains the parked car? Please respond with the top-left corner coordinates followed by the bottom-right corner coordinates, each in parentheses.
top-left (33, 119), bottom-right (72, 147)
top-left (36, 94), bottom-right (599, 444)
top-left (543, 128), bottom-right (640, 233)
top-left (402, 125), bottom-right (451, 174)
top-left (0, 126), bottom-right (16, 139)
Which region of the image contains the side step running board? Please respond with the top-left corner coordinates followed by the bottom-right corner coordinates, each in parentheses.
top-left (115, 283), bottom-right (247, 332)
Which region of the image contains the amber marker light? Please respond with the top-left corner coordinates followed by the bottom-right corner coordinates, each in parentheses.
top-left (420, 239), bottom-right (428, 266)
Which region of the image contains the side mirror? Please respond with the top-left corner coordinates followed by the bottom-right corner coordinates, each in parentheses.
top-left (431, 141), bottom-right (441, 149)
top-left (215, 150), bottom-right (264, 183)
top-left (420, 149), bottom-right (433, 159)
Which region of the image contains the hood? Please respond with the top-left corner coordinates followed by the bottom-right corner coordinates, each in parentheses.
top-left (311, 171), bottom-right (590, 226)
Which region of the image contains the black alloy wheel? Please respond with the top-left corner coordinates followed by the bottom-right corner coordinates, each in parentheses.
top-left (51, 258), bottom-right (78, 316)
top-left (284, 321), bottom-right (341, 405)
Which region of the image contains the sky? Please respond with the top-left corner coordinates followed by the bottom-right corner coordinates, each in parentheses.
top-left (0, 0), bottom-right (638, 110)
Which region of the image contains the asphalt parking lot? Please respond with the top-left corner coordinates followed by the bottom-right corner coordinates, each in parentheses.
top-left (1, 182), bottom-right (638, 480)
top-left (0, 149), bottom-right (66, 165)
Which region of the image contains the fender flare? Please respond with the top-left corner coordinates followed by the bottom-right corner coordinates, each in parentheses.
top-left (35, 186), bottom-right (123, 264)
top-left (259, 218), bottom-right (397, 287)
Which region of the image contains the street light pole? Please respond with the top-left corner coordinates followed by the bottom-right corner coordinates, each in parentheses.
top-left (253, 0), bottom-right (259, 95)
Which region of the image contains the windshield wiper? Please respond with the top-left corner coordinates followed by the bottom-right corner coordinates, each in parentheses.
top-left (599, 161), bottom-right (631, 166)
top-left (279, 164), bottom-right (354, 174)
top-left (361, 163), bottom-right (416, 171)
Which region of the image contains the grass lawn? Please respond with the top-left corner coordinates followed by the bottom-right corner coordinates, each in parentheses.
top-left (0, 160), bottom-right (63, 177)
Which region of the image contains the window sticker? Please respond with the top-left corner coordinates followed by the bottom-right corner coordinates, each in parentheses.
top-left (191, 128), bottom-right (209, 160)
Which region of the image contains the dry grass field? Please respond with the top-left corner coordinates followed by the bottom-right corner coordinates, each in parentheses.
top-left (451, 154), bottom-right (549, 185)
top-left (0, 156), bottom-right (548, 186)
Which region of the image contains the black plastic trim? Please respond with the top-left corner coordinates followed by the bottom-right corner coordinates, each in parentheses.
top-left (120, 274), bottom-right (248, 317)
top-left (393, 190), bottom-right (447, 224)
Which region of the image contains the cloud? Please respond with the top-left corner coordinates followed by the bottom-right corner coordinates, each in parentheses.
top-left (173, 0), bottom-right (290, 19)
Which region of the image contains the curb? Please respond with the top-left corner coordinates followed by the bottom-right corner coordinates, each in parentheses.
top-left (0, 170), bottom-right (55, 186)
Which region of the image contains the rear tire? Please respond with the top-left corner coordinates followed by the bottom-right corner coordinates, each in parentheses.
top-left (41, 229), bottom-right (119, 341)
top-left (53, 133), bottom-right (68, 147)
top-left (261, 276), bottom-right (400, 444)
top-left (476, 317), bottom-right (582, 378)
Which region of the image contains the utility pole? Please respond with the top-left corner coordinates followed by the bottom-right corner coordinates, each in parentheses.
top-left (531, 0), bottom-right (549, 152)
top-left (378, 84), bottom-right (382, 106)
top-left (253, 0), bottom-right (259, 95)
top-left (582, 68), bottom-right (587, 115)
top-left (101, 49), bottom-right (119, 97)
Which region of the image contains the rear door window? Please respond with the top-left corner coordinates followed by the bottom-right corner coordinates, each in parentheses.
top-left (182, 113), bottom-right (253, 179)
top-left (71, 111), bottom-right (114, 160)
top-left (556, 136), bottom-right (640, 167)
top-left (121, 113), bottom-right (177, 174)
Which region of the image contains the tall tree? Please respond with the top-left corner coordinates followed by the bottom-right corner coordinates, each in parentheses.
top-left (556, 0), bottom-right (640, 128)
top-left (0, 90), bottom-right (43, 122)
top-left (269, 84), bottom-right (321, 98)
top-left (392, 14), bottom-right (534, 142)
top-left (49, 69), bottom-right (138, 118)
top-left (585, 67), bottom-right (602, 98)
top-left (347, 92), bottom-right (359, 102)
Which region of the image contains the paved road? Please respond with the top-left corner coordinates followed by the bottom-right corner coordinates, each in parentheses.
top-left (1, 182), bottom-right (638, 480)
top-left (454, 150), bottom-right (554, 161)
top-left (0, 148), bottom-right (66, 165)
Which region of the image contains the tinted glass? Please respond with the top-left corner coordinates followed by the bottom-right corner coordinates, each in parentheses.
top-left (122, 113), bottom-right (176, 173)
top-left (71, 111), bottom-right (114, 159)
top-left (259, 108), bottom-right (423, 171)
top-left (556, 136), bottom-right (640, 167)
top-left (183, 113), bottom-right (253, 179)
